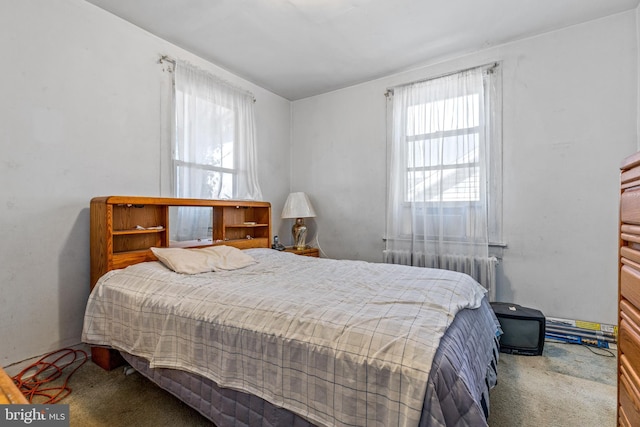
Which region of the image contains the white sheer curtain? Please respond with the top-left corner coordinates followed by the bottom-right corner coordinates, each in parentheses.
top-left (172, 60), bottom-right (263, 241)
top-left (385, 64), bottom-right (501, 296)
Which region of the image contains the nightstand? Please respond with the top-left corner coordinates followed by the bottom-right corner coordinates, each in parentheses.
top-left (284, 247), bottom-right (320, 257)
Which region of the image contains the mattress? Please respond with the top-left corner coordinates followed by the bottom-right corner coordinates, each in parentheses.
top-left (84, 248), bottom-right (500, 426)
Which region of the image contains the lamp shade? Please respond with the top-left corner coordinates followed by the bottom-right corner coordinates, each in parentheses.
top-left (281, 192), bottom-right (316, 219)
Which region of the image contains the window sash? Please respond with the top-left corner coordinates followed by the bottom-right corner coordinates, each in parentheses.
top-left (174, 161), bottom-right (235, 200)
top-left (401, 88), bottom-right (483, 204)
top-left (404, 132), bottom-right (482, 203)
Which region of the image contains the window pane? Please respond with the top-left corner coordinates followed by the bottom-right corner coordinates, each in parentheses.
top-left (176, 92), bottom-right (235, 170)
top-left (217, 172), bottom-right (234, 199)
top-left (407, 138), bottom-right (437, 168)
top-left (406, 94), bottom-right (479, 136)
top-left (407, 166), bottom-right (479, 202)
top-left (442, 166), bottom-right (479, 201)
top-left (176, 165), bottom-right (234, 199)
top-left (444, 134), bottom-right (478, 165)
top-left (196, 98), bottom-right (235, 169)
top-left (407, 169), bottom-right (440, 201)
top-left (408, 134), bottom-right (478, 168)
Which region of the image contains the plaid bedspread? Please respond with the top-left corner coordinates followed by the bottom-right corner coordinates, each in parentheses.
top-left (82, 248), bottom-right (487, 427)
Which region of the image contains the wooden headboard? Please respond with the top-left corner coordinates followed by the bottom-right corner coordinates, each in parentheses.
top-left (90, 196), bottom-right (271, 289)
top-left (89, 196), bottom-right (271, 370)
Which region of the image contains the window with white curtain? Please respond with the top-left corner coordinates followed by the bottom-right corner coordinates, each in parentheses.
top-left (171, 60), bottom-right (263, 241)
top-left (384, 63), bottom-right (502, 294)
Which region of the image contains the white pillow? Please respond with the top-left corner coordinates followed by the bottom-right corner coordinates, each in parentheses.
top-left (150, 245), bottom-right (256, 274)
top-left (198, 245), bottom-right (257, 271)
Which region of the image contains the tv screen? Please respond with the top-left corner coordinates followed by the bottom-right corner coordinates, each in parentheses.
top-left (499, 317), bottom-right (540, 349)
top-left (491, 302), bottom-right (545, 356)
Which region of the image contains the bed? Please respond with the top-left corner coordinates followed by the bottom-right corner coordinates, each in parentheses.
top-left (82, 196), bottom-right (500, 427)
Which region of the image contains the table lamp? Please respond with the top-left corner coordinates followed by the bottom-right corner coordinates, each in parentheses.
top-left (281, 192), bottom-right (316, 250)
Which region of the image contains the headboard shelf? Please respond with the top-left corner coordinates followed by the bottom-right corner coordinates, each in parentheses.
top-left (113, 228), bottom-right (166, 235)
top-left (91, 196), bottom-right (272, 289)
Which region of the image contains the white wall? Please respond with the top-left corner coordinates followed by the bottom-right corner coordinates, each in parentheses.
top-left (292, 11), bottom-right (638, 325)
top-left (0, 0), bottom-right (291, 367)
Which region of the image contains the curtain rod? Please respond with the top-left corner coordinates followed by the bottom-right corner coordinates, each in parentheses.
top-left (385, 61), bottom-right (499, 98)
top-left (158, 54), bottom-right (256, 103)
top-left (158, 54), bottom-right (176, 65)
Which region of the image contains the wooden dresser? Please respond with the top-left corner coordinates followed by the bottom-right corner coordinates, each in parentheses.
top-left (618, 153), bottom-right (640, 426)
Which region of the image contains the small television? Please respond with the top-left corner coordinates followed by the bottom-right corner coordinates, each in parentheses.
top-left (491, 302), bottom-right (545, 356)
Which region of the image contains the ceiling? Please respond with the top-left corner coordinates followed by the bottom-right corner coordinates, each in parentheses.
top-left (85, 0), bottom-right (640, 100)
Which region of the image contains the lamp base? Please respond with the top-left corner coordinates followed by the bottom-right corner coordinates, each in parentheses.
top-left (292, 218), bottom-right (308, 250)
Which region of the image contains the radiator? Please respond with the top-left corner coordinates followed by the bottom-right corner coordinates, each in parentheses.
top-left (383, 250), bottom-right (498, 301)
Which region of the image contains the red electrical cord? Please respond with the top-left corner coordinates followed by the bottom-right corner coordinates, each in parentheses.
top-left (11, 348), bottom-right (88, 404)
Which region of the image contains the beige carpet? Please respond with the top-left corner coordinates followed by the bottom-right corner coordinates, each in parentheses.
top-left (6, 341), bottom-right (617, 426)
top-left (489, 341), bottom-right (617, 427)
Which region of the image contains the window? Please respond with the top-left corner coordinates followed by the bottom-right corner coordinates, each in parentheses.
top-left (173, 60), bottom-right (261, 202)
top-left (385, 63), bottom-right (502, 253)
top-left (171, 60), bottom-right (262, 241)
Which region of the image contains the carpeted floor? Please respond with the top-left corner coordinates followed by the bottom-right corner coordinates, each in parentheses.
top-left (6, 341), bottom-right (617, 426)
top-left (488, 341), bottom-right (617, 427)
